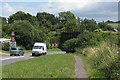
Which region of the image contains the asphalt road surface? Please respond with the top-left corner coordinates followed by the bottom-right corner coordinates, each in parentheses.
top-left (0, 51), bottom-right (66, 66)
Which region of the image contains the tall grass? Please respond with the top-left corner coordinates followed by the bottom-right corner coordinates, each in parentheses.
top-left (76, 42), bottom-right (119, 79)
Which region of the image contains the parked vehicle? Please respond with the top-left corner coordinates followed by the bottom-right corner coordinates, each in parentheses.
top-left (10, 47), bottom-right (24, 56)
top-left (32, 42), bottom-right (47, 56)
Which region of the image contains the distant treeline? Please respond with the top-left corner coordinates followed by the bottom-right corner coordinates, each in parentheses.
top-left (0, 11), bottom-right (114, 49)
top-left (106, 20), bottom-right (120, 23)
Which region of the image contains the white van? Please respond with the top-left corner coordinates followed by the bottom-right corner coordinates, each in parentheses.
top-left (32, 42), bottom-right (47, 56)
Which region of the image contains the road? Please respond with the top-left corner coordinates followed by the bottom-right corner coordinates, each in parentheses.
top-left (0, 51), bottom-right (66, 66)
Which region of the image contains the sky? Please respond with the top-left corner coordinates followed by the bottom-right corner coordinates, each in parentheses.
top-left (0, 0), bottom-right (119, 22)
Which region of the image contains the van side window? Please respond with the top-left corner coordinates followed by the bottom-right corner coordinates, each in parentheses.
top-left (43, 47), bottom-right (44, 50)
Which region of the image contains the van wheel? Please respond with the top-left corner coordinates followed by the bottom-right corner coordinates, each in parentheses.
top-left (43, 53), bottom-right (46, 55)
top-left (44, 52), bottom-right (47, 55)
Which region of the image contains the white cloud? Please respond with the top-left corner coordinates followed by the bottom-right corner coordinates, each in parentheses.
top-left (4, 3), bottom-right (14, 12)
top-left (2, 3), bottom-right (15, 17)
top-left (1, 1), bottom-right (118, 22)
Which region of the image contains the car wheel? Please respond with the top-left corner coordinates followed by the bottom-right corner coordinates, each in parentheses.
top-left (10, 54), bottom-right (12, 56)
top-left (22, 53), bottom-right (24, 56)
top-left (14, 54), bottom-right (16, 56)
top-left (32, 54), bottom-right (34, 56)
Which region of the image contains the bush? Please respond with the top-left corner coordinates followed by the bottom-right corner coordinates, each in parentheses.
top-left (81, 42), bottom-right (119, 79)
top-left (63, 38), bottom-right (78, 53)
top-left (2, 42), bottom-right (10, 51)
top-left (63, 32), bottom-right (106, 53)
top-left (98, 22), bottom-right (113, 31)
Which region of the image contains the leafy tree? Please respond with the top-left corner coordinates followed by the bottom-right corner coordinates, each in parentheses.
top-left (9, 20), bottom-right (34, 49)
top-left (63, 32), bottom-right (107, 53)
top-left (8, 11), bottom-right (38, 25)
top-left (80, 18), bottom-right (99, 32)
top-left (36, 12), bottom-right (59, 25)
top-left (59, 11), bottom-right (76, 24)
top-left (98, 22), bottom-right (113, 31)
top-left (63, 38), bottom-right (78, 53)
top-left (8, 11), bottom-right (27, 23)
top-left (59, 11), bottom-right (80, 32)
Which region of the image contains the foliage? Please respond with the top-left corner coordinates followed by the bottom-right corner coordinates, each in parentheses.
top-left (63, 32), bottom-right (109, 53)
top-left (63, 38), bottom-right (78, 53)
top-left (2, 11), bottom-right (117, 50)
top-left (98, 22), bottom-right (113, 31)
top-left (36, 12), bottom-right (59, 25)
top-left (9, 20), bottom-right (35, 49)
top-left (78, 42), bottom-right (119, 79)
top-left (94, 29), bottom-right (103, 32)
top-left (8, 11), bottom-right (37, 24)
top-left (80, 18), bottom-right (99, 32)
top-left (2, 42), bottom-right (10, 51)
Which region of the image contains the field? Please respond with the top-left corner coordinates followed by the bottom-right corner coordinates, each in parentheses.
top-left (2, 54), bottom-right (75, 78)
top-left (108, 23), bottom-right (119, 28)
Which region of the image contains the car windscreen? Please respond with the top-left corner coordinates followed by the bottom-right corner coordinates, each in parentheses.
top-left (33, 46), bottom-right (43, 49)
top-left (11, 48), bottom-right (17, 50)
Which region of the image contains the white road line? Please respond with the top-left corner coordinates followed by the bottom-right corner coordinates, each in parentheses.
top-left (1, 56), bottom-right (25, 61)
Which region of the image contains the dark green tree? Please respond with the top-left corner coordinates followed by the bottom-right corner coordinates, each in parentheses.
top-left (98, 22), bottom-right (113, 31)
top-left (9, 20), bottom-right (34, 49)
top-left (80, 18), bottom-right (99, 32)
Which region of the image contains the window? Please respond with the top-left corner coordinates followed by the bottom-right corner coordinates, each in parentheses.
top-left (33, 46), bottom-right (43, 49)
top-left (11, 48), bottom-right (17, 50)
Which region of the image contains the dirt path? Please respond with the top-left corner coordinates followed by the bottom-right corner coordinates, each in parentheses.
top-left (74, 55), bottom-right (87, 78)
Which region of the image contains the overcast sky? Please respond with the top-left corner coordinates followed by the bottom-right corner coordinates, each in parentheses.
top-left (0, 0), bottom-right (119, 22)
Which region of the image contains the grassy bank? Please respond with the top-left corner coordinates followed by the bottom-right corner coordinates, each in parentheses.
top-left (2, 54), bottom-right (75, 78)
top-left (47, 48), bottom-right (62, 52)
top-left (0, 48), bottom-right (62, 54)
top-left (75, 42), bottom-right (119, 79)
top-left (0, 50), bottom-right (9, 54)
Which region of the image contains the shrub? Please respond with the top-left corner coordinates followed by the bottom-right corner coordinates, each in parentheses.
top-left (63, 32), bottom-right (118, 53)
top-left (86, 42), bottom-right (119, 79)
top-left (63, 38), bottom-right (78, 53)
top-left (2, 42), bottom-right (10, 51)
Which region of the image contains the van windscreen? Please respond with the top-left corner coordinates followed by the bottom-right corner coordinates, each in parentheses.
top-left (33, 46), bottom-right (42, 49)
top-left (11, 48), bottom-right (17, 50)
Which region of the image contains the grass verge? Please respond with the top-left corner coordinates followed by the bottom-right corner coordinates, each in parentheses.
top-left (0, 48), bottom-right (62, 54)
top-left (0, 50), bottom-right (9, 54)
top-left (47, 48), bottom-right (62, 52)
top-left (2, 54), bottom-right (75, 78)
top-left (75, 42), bottom-right (119, 79)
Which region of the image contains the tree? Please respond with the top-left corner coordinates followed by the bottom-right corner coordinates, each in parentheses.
top-left (8, 11), bottom-right (38, 25)
top-left (9, 20), bottom-right (34, 49)
top-left (59, 11), bottom-right (80, 32)
top-left (36, 12), bottom-right (59, 25)
top-left (98, 22), bottom-right (113, 31)
top-left (80, 18), bottom-right (99, 32)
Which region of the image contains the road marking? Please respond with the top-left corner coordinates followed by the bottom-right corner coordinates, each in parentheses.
top-left (1, 56), bottom-right (24, 61)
